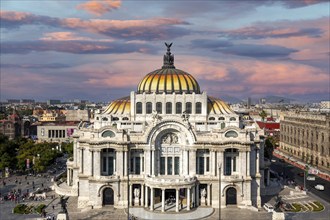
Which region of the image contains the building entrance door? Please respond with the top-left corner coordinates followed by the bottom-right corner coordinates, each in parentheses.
top-left (226, 187), bottom-right (237, 205)
top-left (103, 188), bottom-right (114, 205)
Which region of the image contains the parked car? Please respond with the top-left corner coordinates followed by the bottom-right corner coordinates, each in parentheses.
top-left (315, 184), bottom-right (324, 191)
top-left (307, 175), bottom-right (316, 181)
top-left (263, 203), bottom-right (274, 212)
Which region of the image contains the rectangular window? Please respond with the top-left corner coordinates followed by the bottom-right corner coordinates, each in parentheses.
top-left (130, 158), bottom-right (134, 173)
top-left (198, 157), bottom-right (204, 175)
top-left (136, 102), bottom-right (142, 114)
top-left (135, 157), bottom-right (141, 175)
top-left (186, 102), bottom-right (192, 114)
top-left (196, 102), bottom-right (202, 114)
top-left (225, 157), bottom-right (231, 175)
top-left (146, 102), bottom-right (152, 114)
top-left (142, 157), bottom-right (144, 172)
top-left (206, 157), bottom-right (210, 172)
top-left (160, 157), bottom-right (165, 175)
top-left (176, 102), bottom-right (182, 114)
top-left (167, 157), bottom-right (173, 175)
top-left (103, 157), bottom-right (107, 172)
top-left (233, 157), bottom-right (236, 172)
top-left (156, 102), bottom-right (162, 114)
top-left (108, 157), bottom-right (113, 175)
top-left (166, 102), bottom-right (172, 114)
top-left (174, 157), bottom-right (180, 175)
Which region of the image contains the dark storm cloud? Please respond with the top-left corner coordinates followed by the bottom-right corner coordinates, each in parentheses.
top-left (0, 11), bottom-right (191, 41)
top-left (216, 44), bottom-right (298, 58)
top-left (1, 40), bottom-right (157, 54)
top-left (218, 27), bottom-right (323, 40)
top-left (278, 0), bottom-right (328, 8)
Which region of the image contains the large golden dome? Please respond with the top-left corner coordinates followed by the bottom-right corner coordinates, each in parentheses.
top-left (137, 43), bottom-right (201, 94)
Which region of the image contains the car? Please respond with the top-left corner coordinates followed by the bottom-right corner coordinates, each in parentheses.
top-left (263, 203), bottom-right (274, 212)
top-left (307, 175), bottom-right (316, 181)
top-left (315, 184), bottom-right (324, 191)
top-left (271, 159), bottom-right (276, 162)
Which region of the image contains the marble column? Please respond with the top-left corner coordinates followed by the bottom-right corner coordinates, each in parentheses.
top-left (116, 150), bottom-right (123, 176)
top-left (217, 150), bottom-right (224, 176)
top-left (89, 149), bottom-right (93, 176)
top-left (187, 187), bottom-right (191, 211)
top-left (129, 184), bottom-right (133, 206)
top-left (246, 150), bottom-right (250, 177)
top-left (151, 149), bottom-right (155, 176)
top-left (256, 148), bottom-right (260, 175)
top-left (141, 184), bottom-right (144, 207)
top-left (189, 150), bottom-right (196, 175)
top-left (145, 186), bottom-right (149, 208)
top-left (94, 150), bottom-right (101, 178)
top-left (211, 150), bottom-right (216, 176)
top-left (161, 189), bottom-right (165, 212)
top-left (196, 184), bottom-right (199, 206)
top-left (150, 188), bottom-right (154, 211)
top-left (207, 184), bottom-right (211, 206)
top-left (176, 188), bottom-right (179, 212)
top-left (124, 151), bottom-right (127, 176)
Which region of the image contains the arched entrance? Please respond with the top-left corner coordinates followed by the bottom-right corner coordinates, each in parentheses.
top-left (103, 188), bottom-right (114, 205)
top-left (226, 187), bottom-right (237, 205)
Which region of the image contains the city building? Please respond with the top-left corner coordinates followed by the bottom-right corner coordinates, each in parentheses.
top-left (279, 111), bottom-right (330, 172)
top-left (62, 45), bottom-right (265, 212)
top-left (0, 113), bottom-right (21, 139)
top-left (64, 110), bottom-right (90, 122)
top-left (37, 122), bottom-right (78, 142)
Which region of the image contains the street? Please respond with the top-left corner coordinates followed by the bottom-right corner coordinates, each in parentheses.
top-left (271, 156), bottom-right (330, 203)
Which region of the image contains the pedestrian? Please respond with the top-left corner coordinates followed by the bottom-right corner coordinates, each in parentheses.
top-left (52, 205), bottom-right (55, 210)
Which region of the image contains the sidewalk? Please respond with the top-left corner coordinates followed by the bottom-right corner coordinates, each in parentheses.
top-left (273, 150), bottom-right (330, 182)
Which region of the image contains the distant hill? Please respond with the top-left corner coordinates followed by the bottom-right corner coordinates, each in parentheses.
top-left (262, 95), bottom-right (295, 103)
top-left (219, 94), bottom-right (242, 104)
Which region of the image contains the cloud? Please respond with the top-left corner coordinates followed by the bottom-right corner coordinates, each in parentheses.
top-left (1, 40), bottom-right (157, 54)
top-left (1, 63), bottom-right (72, 69)
top-left (190, 39), bottom-right (233, 48)
top-left (278, 0), bottom-right (328, 8)
top-left (76, 0), bottom-right (121, 16)
top-left (218, 27), bottom-right (323, 40)
top-left (216, 44), bottom-right (298, 58)
top-left (0, 11), bottom-right (190, 40)
top-left (40, 32), bottom-right (91, 41)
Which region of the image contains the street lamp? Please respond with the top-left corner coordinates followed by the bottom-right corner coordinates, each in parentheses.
top-left (218, 163), bottom-right (222, 220)
top-left (127, 145), bottom-right (130, 220)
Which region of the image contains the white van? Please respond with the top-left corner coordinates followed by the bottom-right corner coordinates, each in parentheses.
top-left (263, 203), bottom-right (274, 212)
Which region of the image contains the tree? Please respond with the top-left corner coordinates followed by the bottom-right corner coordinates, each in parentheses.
top-left (259, 110), bottom-right (267, 121)
top-left (264, 137), bottom-right (275, 159)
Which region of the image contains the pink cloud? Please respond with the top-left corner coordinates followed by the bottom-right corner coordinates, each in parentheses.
top-left (76, 0), bottom-right (121, 16)
top-left (0, 10), bottom-right (31, 20)
top-left (40, 32), bottom-right (90, 41)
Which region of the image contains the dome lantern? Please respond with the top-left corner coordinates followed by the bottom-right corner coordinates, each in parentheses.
top-left (137, 43), bottom-right (201, 94)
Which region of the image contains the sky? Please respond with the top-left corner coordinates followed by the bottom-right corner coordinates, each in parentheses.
top-left (1, 0), bottom-right (329, 103)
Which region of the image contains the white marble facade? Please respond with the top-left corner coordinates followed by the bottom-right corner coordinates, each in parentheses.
top-left (66, 45), bottom-right (265, 212)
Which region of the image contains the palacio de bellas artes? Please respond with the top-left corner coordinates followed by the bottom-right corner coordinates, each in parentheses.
top-left (59, 43), bottom-right (267, 213)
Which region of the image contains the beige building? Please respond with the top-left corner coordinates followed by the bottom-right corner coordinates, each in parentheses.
top-left (37, 123), bottom-right (78, 142)
top-left (280, 111), bottom-right (330, 172)
top-left (61, 45), bottom-right (266, 213)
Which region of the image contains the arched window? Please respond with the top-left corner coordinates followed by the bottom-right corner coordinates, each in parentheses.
top-left (112, 117), bottom-right (119, 121)
top-left (146, 102), bottom-right (152, 114)
top-left (102, 117), bottom-right (108, 121)
top-left (102, 130), bottom-right (115, 138)
top-left (176, 102), bottom-right (182, 114)
top-left (225, 130), bottom-right (238, 138)
top-left (186, 102), bottom-right (192, 114)
top-left (230, 117), bottom-right (236, 121)
top-left (166, 102), bottom-right (172, 114)
top-left (209, 117), bottom-right (215, 121)
top-left (156, 102), bottom-right (162, 114)
top-left (122, 117), bottom-right (129, 121)
top-left (196, 102), bottom-right (202, 114)
top-left (136, 102), bottom-right (142, 114)
top-left (219, 117), bottom-right (225, 120)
